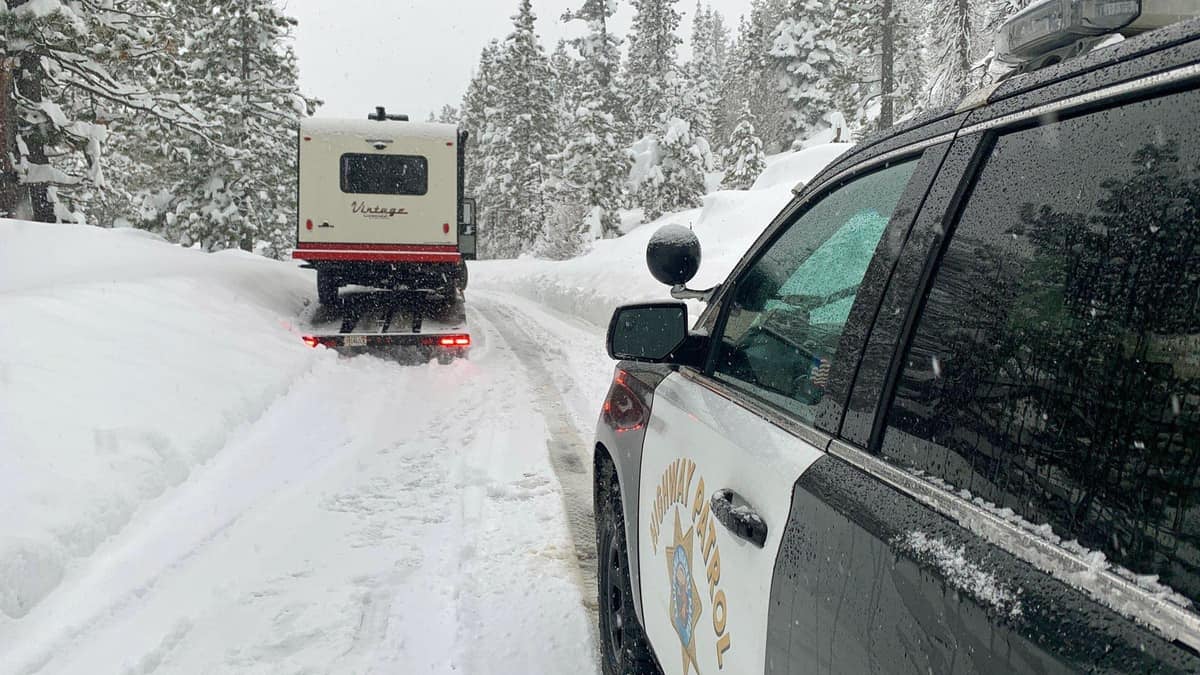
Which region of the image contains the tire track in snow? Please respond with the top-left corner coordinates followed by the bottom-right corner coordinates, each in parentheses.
top-left (470, 300), bottom-right (601, 632)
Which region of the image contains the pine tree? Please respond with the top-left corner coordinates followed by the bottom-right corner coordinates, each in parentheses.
top-left (625, 0), bottom-right (684, 140)
top-left (705, 8), bottom-right (733, 146)
top-left (721, 0), bottom-right (791, 152)
top-left (0, 0), bottom-right (208, 222)
top-left (684, 2), bottom-right (720, 145)
top-left (839, 0), bottom-right (926, 131)
top-left (638, 117), bottom-right (707, 221)
top-left (163, 0), bottom-right (318, 257)
top-left (546, 0), bottom-right (630, 249)
top-left (769, 0), bottom-right (844, 147)
top-left (428, 105), bottom-right (460, 124)
top-left (461, 40), bottom-right (502, 201)
top-left (479, 0), bottom-right (557, 258)
top-left (721, 101), bottom-right (767, 190)
top-left (926, 0), bottom-right (976, 107)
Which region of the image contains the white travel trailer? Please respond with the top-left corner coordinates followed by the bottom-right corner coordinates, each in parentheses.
top-left (293, 107), bottom-right (476, 306)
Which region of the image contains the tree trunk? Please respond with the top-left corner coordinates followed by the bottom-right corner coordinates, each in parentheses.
top-left (0, 57), bottom-right (19, 218)
top-left (17, 51), bottom-right (55, 222)
top-left (879, 0), bottom-right (895, 131)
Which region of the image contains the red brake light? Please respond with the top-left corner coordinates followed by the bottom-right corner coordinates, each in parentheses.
top-left (302, 336), bottom-right (319, 348)
top-left (603, 369), bottom-right (649, 433)
top-left (438, 335), bottom-right (470, 347)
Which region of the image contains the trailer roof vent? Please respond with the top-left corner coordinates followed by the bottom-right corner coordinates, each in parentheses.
top-left (368, 106), bottom-right (409, 122)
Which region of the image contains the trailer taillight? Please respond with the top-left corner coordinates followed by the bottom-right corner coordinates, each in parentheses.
top-left (302, 336), bottom-right (320, 348)
top-left (438, 335), bottom-right (471, 347)
top-left (306, 219), bottom-right (313, 231)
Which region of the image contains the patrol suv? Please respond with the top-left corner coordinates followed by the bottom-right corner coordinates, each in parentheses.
top-left (594, 4), bottom-right (1200, 674)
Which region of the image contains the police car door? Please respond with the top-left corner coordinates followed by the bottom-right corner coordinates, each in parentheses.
top-left (637, 156), bottom-right (928, 674)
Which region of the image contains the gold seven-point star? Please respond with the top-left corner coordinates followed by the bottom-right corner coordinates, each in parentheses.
top-left (665, 509), bottom-right (703, 675)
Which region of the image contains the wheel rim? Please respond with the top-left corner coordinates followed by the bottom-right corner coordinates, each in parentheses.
top-left (604, 528), bottom-right (626, 665)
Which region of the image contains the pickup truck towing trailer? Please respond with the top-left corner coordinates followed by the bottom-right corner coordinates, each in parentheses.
top-left (293, 107), bottom-right (477, 307)
top-left (302, 290), bottom-right (470, 363)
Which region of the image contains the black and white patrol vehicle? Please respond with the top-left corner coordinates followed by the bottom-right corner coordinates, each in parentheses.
top-left (593, 3), bottom-right (1200, 673)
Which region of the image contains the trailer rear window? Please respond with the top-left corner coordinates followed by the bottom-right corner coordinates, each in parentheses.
top-left (340, 153), bottom-right (427, 195)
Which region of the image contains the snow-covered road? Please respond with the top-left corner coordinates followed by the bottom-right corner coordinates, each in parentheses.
top-left (1, 290), bottom-right (611, 675)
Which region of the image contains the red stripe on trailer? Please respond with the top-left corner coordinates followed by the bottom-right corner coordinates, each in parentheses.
top-left (292, 249), bottom-right (462, 263)
top-left (295, 242), bottom-right (459, 252)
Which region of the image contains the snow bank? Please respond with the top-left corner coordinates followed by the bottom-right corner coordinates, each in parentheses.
top-left (0, 220), bottom-right (322, 621)
top-left (473, 143), bottom-right (850, 328)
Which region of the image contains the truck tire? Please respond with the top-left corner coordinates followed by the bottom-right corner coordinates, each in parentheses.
top-left (596, 458), bottom-right (661, 675)
top-left (317, 271), bottom-right (339, 306)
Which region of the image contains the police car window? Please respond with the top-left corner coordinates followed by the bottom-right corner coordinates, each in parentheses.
top-left (883, 88), bottom-right (1200, 604)
top-left (713, 160), bottom-right (917, 423)
top-left (340, 153), bottom-right (428, 195)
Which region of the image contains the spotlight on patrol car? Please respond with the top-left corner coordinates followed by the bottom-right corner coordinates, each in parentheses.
top-left (996, 0), bottom-right (1197, 74)
top-left (646, 224), bottom-right (701, 287)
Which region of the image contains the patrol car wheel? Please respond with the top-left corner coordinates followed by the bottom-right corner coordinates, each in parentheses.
top-left (597, 459), bottom-right (660, 675)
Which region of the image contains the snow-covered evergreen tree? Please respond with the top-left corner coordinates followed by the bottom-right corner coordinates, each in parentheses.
top-left (683, 2), bottom-right (721, 145)
top-left (0, 0), bottom-right (208, 222)
top-left (638, 117), bottom-right (707, 221)
top-left (926, 0), bottom-right (976, 107)
top-left (428, 105), bottom-right (460, 124)
top-left (721, 0), bottom-right (790, 152)
top-left (546, 0), bottom-right (630, 249)
top-left (721, 101), bottom-right (767, 190)
top-left (162, 0), bottom-right (318, 257)
top-left (625, 0), bottom-right (684, 140)
top-left (839, 0), bottom-right (926, 131)
top-left (479, 0), bottom-right (557, 258)
top-left (769, 0), bottom-right (844, 147)
top-left (461, 40), bottom-right (502, 201)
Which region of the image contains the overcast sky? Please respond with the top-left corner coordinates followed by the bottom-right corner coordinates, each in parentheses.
top-left (285, 0), bottom-right (753, 122)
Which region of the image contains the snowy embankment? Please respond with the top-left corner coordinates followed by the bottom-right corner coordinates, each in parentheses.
top-left (0, 221), bottom-right (600, 673)
top-left (0, 221), bottom-right (320, 622)
top-left (472, 143), bottom-right (849, 327)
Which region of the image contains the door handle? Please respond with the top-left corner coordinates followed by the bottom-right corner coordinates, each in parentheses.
top-left (710, 489), bottom-right (767, 548)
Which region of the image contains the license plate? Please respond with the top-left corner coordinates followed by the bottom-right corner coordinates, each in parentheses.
top-left (343, 335), bottom-right (368, 347)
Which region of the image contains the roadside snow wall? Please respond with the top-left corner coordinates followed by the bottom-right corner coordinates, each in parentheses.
top-left (0, 221), bottom-right (322, 621)
top-left (472, 143), bottom-right (849, 328)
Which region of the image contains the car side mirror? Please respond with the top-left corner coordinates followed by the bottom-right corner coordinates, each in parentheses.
top-left (608, 302), bottom-right (689, 362)
top-left (461, 197), bottom-right (476, 227)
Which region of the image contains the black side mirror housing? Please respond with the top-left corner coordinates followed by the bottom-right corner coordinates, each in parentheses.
top-left (608, 302), bottom-right (688, 361)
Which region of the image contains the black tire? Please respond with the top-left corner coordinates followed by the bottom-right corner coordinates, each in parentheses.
top-left (596, 458), bottom-right (661, 675)
top-left (317, 271), bottom-right (339, 306)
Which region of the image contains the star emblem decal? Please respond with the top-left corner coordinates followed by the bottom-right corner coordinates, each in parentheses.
top-left (665, 509), bottom-right (703, 674)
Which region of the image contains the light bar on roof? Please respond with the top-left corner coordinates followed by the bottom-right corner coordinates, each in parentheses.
top-left (995, 0), bottom-right (1198, 68)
